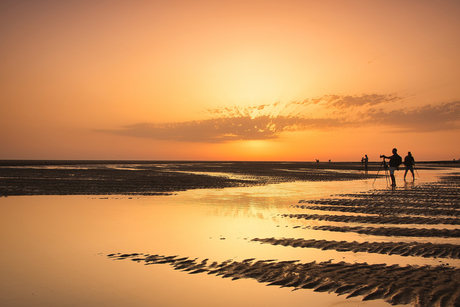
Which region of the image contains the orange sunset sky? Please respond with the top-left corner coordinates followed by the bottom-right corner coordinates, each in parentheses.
top-left (1, 0), bottom-right (459, 161)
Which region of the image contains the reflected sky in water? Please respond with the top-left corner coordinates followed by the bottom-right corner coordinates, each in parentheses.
top-left (0, 167), bottom-right (457, 307)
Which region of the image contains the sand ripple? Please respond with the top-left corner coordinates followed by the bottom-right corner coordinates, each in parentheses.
top-left (284, 213), bottom-right (460, 225)
top-left (251, 238), bottom-right (460, 259)
top-left (104, 170), bottom-right (460, 307)
top-left (108, 253), bottom-right (460, 307)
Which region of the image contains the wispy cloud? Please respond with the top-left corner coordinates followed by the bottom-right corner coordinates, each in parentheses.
top-left (320, 93), bottom-right (401, 109)
top-left (290, 93), bottom-right (400, 109)
top-left (106, 116), bottom-right (346, 143)
top-left (362, 101), bottom-right (460, 132)
top-left (103, 95), bottom-right (460, 143)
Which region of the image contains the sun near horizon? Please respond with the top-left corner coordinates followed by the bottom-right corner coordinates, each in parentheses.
top-left (1, 0), bottom-right (459, 162)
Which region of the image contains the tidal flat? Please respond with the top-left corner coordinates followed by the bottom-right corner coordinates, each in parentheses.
top-left (1, 161), bottom-right (459, 307)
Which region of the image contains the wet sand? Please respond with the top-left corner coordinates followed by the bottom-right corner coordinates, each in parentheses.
top-left (1, 161), bottom-right (460, 307)
top-left (104, 170), bottom-right (460, 307)
top-left (5, 160), bottom-right (457, 196)
top-left (108, 252), bottom-right (460, 307)
top-left (0, 161), bottom-right (382, 196)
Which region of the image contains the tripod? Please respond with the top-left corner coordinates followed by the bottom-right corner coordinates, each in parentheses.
top-left (414, 165), bottom-right (420, 178)
top-left (373, 157), bottom-right (390, 186)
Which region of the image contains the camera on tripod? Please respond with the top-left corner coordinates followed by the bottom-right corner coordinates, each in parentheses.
top-left (380, 155), bottom-right (385, 158)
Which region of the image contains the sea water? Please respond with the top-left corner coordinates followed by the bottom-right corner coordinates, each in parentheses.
top-left (0, 167), bottom-right (456, 307)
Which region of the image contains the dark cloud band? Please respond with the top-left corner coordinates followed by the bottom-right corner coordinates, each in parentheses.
top-left (103, 96), bottom-right (460, 143)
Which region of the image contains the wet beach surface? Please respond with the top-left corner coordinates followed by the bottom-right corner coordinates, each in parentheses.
top-left (0, 160), bottom-right (383, 196)
top-left (108, 170), bottom-right (460, 307)
top-left (2, 160), bottom-right (455, 197)
top-left (1, 161), bottom-right (460, 307)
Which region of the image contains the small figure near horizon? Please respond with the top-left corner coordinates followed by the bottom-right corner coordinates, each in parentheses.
top-left (404, 151), bottom-right (415, 181)
top-left (364, 155), bottom-right (369, 171)
top-left (382, 148), bottom-right (402, 187)
top-left (316, 159), bottom-right (319, 163)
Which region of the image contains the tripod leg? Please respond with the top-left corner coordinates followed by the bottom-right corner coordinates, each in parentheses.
top-left (373, 163), bottom-right (381, 185)
top-left (373, 160), bottom-right (385, 186)
top-left (384, 168), bottom-right (390, 187)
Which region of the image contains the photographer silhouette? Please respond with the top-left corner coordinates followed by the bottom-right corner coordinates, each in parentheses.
top-left (381, 148), bottom-right (402, 186)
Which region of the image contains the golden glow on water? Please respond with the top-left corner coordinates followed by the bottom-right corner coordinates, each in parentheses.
top-left (0, 169), bottom-right (456, 307)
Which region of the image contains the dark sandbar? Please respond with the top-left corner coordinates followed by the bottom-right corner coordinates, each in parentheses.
top-left (108, 253), bottom-right (460, 307)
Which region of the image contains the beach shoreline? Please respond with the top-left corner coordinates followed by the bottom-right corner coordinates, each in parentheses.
top-left (104, 171), bottom-right (460, 306)
top-left (1, 160), bottom-right (459, 196)
top-left (1, 161), bottom-right (460, 307)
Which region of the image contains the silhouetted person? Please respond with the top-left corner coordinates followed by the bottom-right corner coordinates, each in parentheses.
top-left (404, 151), bottom-right (415, 180)
top-left (382, 148), bottom-right (402, 186)
top-left (364, 155), bottom-right (369, 171)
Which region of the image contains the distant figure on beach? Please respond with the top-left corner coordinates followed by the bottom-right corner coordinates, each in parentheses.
top-left (382, 148), bottom-right (402, 187)
top-left (404, 151), bottom-right (415, 180)
top-left (316, 159), bottom-right (319, 163)
top-left (364, 155), bottom-right (369, 171)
